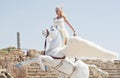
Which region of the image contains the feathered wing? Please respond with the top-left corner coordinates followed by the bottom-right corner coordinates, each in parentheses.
top-left (62, 36), bottom-right (119, 60)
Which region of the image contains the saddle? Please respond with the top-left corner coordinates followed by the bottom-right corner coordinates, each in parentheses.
top-left (51, 56), bottom-right (66, 59)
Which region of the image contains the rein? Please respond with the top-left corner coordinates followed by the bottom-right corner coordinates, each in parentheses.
top-left (43, 29), bottom-right (49, 55)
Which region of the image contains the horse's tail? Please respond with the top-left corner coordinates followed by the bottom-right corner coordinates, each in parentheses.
top-left (88, 65), bottom-right (109, 78)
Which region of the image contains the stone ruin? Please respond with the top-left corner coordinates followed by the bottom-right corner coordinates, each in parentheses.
top-left (0, 69), bottom-right (14, 78)
top-left (0, 49), bottom-right (120, 78)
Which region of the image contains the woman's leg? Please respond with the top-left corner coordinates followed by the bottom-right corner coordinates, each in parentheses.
top-left (65, 38), bottom-right (67, 45)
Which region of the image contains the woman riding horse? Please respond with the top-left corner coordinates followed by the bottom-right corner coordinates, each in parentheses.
top-left (53, 5), bottom-right (76, 45)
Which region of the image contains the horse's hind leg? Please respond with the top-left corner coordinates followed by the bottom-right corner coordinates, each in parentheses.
top-left (89, 65), bottom-right (109, 78)
top-left (59, 73), bottom-right (67, 78)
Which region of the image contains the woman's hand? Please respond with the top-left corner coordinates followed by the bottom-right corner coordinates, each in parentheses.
top-left (73, 31), bottom-right (77, 36)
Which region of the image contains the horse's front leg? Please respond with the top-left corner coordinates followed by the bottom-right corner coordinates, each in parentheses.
top-left (16, 55), bottom-right (45, 71)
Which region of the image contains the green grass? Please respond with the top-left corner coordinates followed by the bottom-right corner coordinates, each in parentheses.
top-left (0, 47), bottom-right (17, 53)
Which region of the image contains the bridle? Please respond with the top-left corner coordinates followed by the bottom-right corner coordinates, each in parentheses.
top-left (43, 29), bottom-right (49, 55)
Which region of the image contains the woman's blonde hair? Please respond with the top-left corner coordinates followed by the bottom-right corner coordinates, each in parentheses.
top-left (56, 5), bottom-right (66, 19)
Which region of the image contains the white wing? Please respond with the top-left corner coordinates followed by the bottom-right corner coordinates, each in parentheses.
top-left (62, 36), bottom-right (119, 60)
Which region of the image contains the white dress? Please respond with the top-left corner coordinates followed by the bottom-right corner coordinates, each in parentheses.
top-left (53, 17), bottom-right (70, 44)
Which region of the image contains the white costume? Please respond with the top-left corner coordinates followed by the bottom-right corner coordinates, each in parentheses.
top-left (53, 17), bottom-right (69, 45)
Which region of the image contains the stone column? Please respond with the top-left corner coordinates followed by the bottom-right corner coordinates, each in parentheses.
top-left (17, 32), bottom-right (21, 49)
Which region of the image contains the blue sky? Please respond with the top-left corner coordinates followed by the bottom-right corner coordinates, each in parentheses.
top-left (0, 0), bottom-right (120, 57)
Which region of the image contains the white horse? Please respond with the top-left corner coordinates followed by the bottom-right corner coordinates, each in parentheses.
top-left (16, 26), bottom-right (108, 78)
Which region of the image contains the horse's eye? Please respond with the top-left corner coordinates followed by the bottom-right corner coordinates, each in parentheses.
top-left (50, 28), bottom-right (55, 31)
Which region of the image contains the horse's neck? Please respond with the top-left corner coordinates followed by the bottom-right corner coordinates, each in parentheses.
top-left (48, 36), bottom-right (63, 50)
top-left (46, 35), bottom-right (64, 57)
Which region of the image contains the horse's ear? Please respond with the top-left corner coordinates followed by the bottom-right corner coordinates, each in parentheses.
top-left (56, 26), bottom-right (58, 29)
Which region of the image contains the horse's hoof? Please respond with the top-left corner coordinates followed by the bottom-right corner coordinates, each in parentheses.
top-left (15, 63), bottom-right (23, 68)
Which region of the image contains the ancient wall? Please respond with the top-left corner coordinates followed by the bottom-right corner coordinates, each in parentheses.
top-left (84, 59), bottom-right (120, 78)
top-left (0, 50), bottom-right (120, 78)
top-left (0, 50), bottom-right (27, 78)
top-left (26, 59), bottom-right (120, 78)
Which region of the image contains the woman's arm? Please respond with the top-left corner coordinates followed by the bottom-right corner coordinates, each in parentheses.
top-left (64, 18), bottom-right (76, 36)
